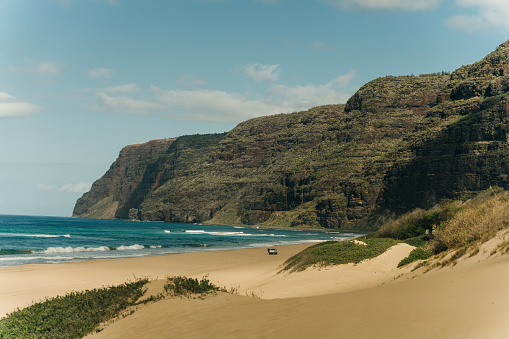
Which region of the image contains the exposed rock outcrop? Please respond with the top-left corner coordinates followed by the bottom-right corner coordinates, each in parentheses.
top-left (74, 40), bottom-right (509, 230)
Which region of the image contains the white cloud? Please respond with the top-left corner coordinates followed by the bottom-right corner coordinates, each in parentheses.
top-left (104, 83), bottom-right (139, 94)
top-left (149, 87), bottom-right (291, 123)
top-left (95, 92), bottom-right (165, 114)
top-left (88, 67), bottom-right (115, 80)
top-left (36, 184), bottom-right (59, 192)
top-left (268, 71), bottom-right (356, 111)
top-left (59, 183), bottom-right (93, 193)
top-left (444, 14), bottom-right (486, 33)
top-left (36, 62), bottom-right (66, 76)
top-left (324, 0), bottom-right (441, 11)
top-left (93, 71), bottom-right (356, 123)
top-left (0, 92), bottom-right (39, 118)
top-left (244, 63), bottom-right (281, 82)
top-left (8, 61), bottom-right (66, 77)
top-left (445, 0), bottom-right (509, 32)
top-left (37, 183), bottom-right (92, 194)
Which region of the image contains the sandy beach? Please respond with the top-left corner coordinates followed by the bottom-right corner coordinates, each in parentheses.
top-left (2, 235), bottom-right (509, 338)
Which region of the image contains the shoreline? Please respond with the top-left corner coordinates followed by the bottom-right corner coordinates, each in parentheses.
top-left (3, 236), bottom-right (509, 338)
top-left (0, 243), bottom-right (314, 319)
top-left (1, 215), bottom-right (361, 268)
top-left (74, 214), bottom-right (372, 233)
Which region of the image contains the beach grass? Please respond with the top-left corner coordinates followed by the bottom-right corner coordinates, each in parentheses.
top-left (0, 279), bottom-right (148, 339)
top-left (0, 275), bottom-right (228, 338)
top-left (397, 247), bottom-right (433, 267)
top-left (282, 238), bottom-right (399, 272)
top-left (375, 188), bottom-right (509, 267)
top-left (164, 276), bottom-right (224, 297)
top-left (283, 188), bottom-right (509, 271)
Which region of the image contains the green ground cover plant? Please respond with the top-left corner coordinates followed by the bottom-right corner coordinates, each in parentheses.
top-left (282, 238), bottom-right (398, 272)
top-left (397, 247), bottom-right (433, 267)
top-left (284, 188), bottom-right (509, 271)
top-left (0, 279), bottom-right (148, 339)
top-left (0, 276), bottom-right (227, 339)
top-left (164, 276), bottom-right (224, 297)
top-left (379, 188), bottom-right (509, 267)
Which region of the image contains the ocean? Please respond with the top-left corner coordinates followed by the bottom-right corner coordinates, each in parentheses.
top-left (0, 215), bottom-right (360, 267)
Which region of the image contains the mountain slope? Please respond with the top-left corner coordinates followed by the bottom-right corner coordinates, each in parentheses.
top-left (74, 40), bottom-right (509, 230)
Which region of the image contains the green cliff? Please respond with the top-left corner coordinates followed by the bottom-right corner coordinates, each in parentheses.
top-left (73, 40), bottom-right (509, 230)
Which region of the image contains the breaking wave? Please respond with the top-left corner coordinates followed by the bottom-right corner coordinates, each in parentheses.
top-left (42, 244), bottom-right (151, 254)
top-left (179, 230), bottom-right (287, 237)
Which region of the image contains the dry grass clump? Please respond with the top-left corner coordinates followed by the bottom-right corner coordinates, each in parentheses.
top-left (491, 239), bottom-right (509, 255)
top-left (428, 189), bottom-right (509, 254)
top-left (376, 208), bottom-right (426, 239)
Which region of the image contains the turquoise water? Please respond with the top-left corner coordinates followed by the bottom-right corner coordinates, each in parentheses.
top-left (0, 215), bottom-right (360, 267)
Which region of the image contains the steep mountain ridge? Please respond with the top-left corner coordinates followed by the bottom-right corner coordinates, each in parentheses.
top-left (74, 40), bottom-right (509, 230)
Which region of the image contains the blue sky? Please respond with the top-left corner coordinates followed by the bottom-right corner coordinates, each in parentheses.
top-left (1, 0), bottom-right (508, 217)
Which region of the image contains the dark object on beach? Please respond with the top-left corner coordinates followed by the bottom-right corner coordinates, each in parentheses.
top-left (267, 248), bottom-right (277, 255)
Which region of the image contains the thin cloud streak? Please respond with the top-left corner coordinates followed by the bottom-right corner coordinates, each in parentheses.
top-left (88, 67), bottom-right (115, 80)
top-left (93, 71), bottom-right (356, 123)
top-left (445, 0), bottom-right (509, 32)
top-left (0, 92), bottom-right (40, 118)
top-left (323, 0), bottom-right (441, 11)
top-left (36, 182), bottom-right (92, 194)
top-left (244, 63), bottom-right (281, 82)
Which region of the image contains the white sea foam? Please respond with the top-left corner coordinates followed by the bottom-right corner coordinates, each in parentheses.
top-left (0, 256), bottom-right (41, 261)
top-left (247, 239), bottom-right (326, 248)
top-left (330, 236), bottom-right (354, 241)
top-left (164, 230), bottom-right (171, 233)
top-left (184, 230), bottom-right (287, 237)
top-left (117, 244), bottom-right (145, 250)
top-left (42, 244), bottom-right (147, 253)
top-left (43, 246), bottom-right (110, 254)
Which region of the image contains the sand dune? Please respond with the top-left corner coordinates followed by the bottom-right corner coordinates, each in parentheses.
top-left (3, 234), bottom-right (509, 338)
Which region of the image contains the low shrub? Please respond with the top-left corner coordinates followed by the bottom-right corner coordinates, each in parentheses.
top-left (0, 279), bottom-right (148, 339)
top-left (403, 235), bottom-right (431, 248)
top-left (376, 204), bottom-right (459, 240)
top-left (398, 247), bottom-right (433, 267)
top-left (164, 276), bottom-right (223, 296)
top-left (428, 190), bottom-right (509, 254)
top-left (282, 238), bottom-right (399, 272)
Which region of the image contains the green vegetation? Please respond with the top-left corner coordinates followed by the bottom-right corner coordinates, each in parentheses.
top-left (0, 279), bottom-right (148, 339)
top-left (282, 238), bottom-right (398, 272)
top-left (7, 188), bottom-right (509, 337)
top-left (164, 276), bottom-right (223, 296)
top-left (383, 188), bottom-right (509, 267)
top-left (74, 41), bottom-right (509, 235)
top-left (397, 247), bottom-right (432, 267)
top-left (428, 188), bottom-right (509, 254)
top-left (0, 276), bottom-right (226, 338)
top-left (376, 205), bottom-right (457, 240)
top-left (284, 188), bottom-right (509, 270)
top-left (84, 196), bottom-right (118, 219)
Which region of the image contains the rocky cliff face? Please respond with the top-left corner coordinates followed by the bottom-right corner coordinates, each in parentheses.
top-left (73, 139), bottom-right (176, 219)
top-left (74, 40), bottom-right (509, 230)
top-left (381, 40), bottom-right (509, 212)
